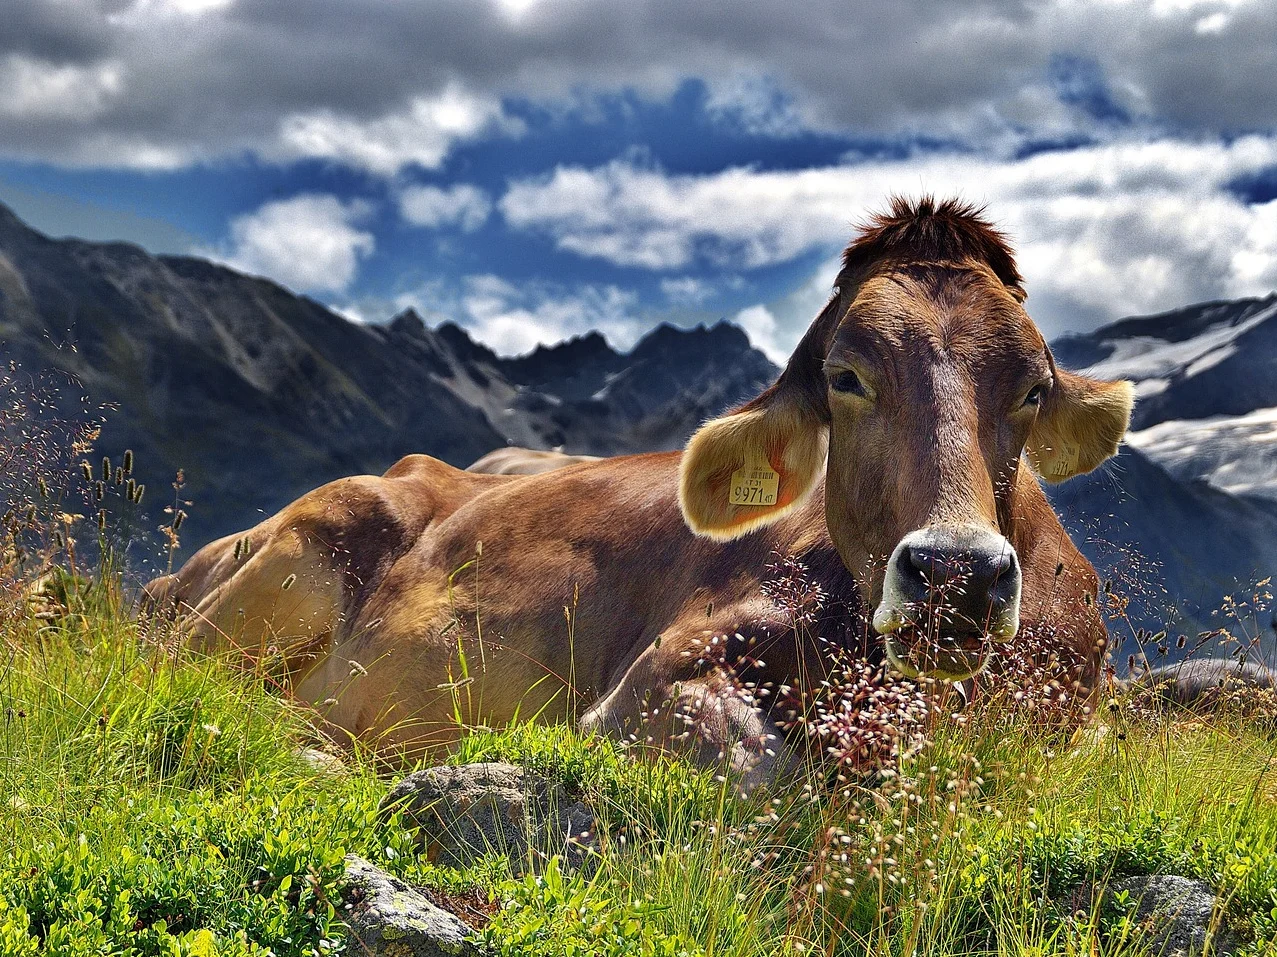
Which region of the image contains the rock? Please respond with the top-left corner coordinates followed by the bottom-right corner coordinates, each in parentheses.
top-left (341, 855), bottom-right (476, 957)
top-left (1106, 874), bottom-right (1241, 956)
top-left (381, 762), bottom-right (599, 875)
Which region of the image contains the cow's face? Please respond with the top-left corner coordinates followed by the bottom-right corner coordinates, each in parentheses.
top-left (679, 206), bottom-right (1132, 681)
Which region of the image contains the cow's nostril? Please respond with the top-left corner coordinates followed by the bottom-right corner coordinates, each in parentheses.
top-left (989, 546), bottom-right (1016, 581)
top-left (898, 544), bottom-right (934, 590)
top-left (905, 545), bottom-right (956, 587)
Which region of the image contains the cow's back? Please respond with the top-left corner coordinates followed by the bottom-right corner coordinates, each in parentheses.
top-left (467, 447), bottom-right (602, 476)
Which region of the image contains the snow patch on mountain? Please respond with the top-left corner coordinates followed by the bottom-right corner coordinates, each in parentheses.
top-left (1081, 300), bottom-right (1277, 393)
top-left (1128, 406), bottom-right (1277, 501)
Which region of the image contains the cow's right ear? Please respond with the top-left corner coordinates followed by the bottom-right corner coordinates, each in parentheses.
top-left (679, 394), bottom-right (828, 541)
top-left (679, 294), bottom-right (838, 541)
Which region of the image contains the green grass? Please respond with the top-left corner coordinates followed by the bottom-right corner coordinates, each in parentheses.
top-left (1, 568), bottom-right (1276, 956)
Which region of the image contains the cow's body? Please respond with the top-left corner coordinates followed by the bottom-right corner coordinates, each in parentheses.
top-left (147, 448), bottom-right (1101, 782)
top-left (146, 199), bottom-right (1131, 783)
top-left (466, 447), bottom-right (601, 475)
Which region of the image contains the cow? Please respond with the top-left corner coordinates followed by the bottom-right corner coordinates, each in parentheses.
top-left (143, 197), bottom-right (1133, 785)
top-left (466, 447), bottom-right (602, 476)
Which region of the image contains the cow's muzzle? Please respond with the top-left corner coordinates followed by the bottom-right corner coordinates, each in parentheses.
top-left (873, 525), bottom-right (1022, 680)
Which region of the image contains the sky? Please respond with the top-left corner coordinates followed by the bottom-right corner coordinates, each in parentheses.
top-left (2, 0), bottom-right (1277, 361)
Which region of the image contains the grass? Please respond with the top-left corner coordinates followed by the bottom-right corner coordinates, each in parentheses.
top-left (0, 396), bottom-right (1273, 955)
top-left (0, 564), bottom-right (1275, 956)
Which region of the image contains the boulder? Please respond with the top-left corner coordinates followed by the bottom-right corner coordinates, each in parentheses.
top-left (1106, 874), bottom-right (1241, 956)
top-left (341, 855), bottom-right (476, 957)
top-left (381, 762), bottom-right (599, 875)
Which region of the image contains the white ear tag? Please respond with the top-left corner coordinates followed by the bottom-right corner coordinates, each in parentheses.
top-left (729, 455), bottom-right (780, 507)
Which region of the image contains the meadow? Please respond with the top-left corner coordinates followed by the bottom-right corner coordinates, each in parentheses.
top-left (0, 552), bottom-right (1275, 956)
top-left (0, 386), bottom-right (1274, 956)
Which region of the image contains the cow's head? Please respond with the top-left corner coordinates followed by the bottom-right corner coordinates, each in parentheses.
top-left (679, 197), bottom-right (1133, 680)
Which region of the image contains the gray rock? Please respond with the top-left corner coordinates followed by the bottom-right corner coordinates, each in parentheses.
top-left (1106, 874), bottom-right (1241, 956)
top-left (381, 762), bottom-right (599, 875)
top-left (341, 855), bottom-right (476, 957)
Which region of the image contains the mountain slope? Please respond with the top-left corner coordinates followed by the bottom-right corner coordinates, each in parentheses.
top-left (1045, 446), bottom-right (1277, 658)
top-left (1052, 295), bottom-right (1277, 503)
top-left (1048, 296), bottom-right (1277, 653)
top-left (0, 203), bottom-right (776, 555)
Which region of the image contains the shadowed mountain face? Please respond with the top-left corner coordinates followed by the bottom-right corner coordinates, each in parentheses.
top-left (0, 203), bottom-right (776, 558)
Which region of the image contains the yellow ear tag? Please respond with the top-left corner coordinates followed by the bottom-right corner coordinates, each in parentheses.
top-left (1048, 442), bottom-right (1079, 478)
top-left (730, 454), bottom-right (780, 507)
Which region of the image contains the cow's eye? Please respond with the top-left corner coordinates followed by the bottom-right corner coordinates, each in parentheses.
top-left (1023, 384), bottom-right (1047, 407)
top-left (829, 369), bottom-right (866, 396)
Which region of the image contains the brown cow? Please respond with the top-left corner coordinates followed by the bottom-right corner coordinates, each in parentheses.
top-left (466, 447), bottom-right (602, 475)
top-left (145, 198), bottom-right (1132, 785)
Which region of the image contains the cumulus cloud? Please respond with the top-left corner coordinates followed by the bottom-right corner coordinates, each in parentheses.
top-left (209, 194), bottom-right (375, 295)
top-left (398, 183), bottom-right (492, 231)
top-left (503, 136), bottom-right (1277, 341)
top-left (0, 53), bottom-right (123, 120)
top-left (732, 305), bottom-right (787, 364)
top-left (660, 276), bottom-right (717, 305)
top-left (3, 0), bottom-right (1277, 171)
top-left (501, 160), bottom-right (861, 269)
top-left (272, 87), bottom-right (514, 176)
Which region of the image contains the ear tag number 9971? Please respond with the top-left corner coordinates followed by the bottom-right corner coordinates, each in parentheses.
top-left (729, 457), bottom-right (780, 507)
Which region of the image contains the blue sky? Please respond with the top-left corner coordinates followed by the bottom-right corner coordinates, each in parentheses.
top-left (2, 0), bottom-right (1277, 360)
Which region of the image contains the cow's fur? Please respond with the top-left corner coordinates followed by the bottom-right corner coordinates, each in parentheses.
top-left (467, 447), bottom-right (601, 476)
top-left (145, 198), bottom-right (1132, 785)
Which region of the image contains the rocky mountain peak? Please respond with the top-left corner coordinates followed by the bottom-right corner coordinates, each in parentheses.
top-left (388, 308), bottom-right (429, 339)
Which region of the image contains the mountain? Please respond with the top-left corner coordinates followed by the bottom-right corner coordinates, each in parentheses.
top-left (1052, 295), bottom-right (1277, 502)
top-left (0, 202), bottom-right (776, 558)
top-left (1049, 297), bottom-right (1277, 658)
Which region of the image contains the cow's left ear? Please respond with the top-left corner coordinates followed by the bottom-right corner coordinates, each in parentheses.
top-left (1026, 368), bottom-right (1134, 482)
top-left (680, 295), bottom-right (838, 540)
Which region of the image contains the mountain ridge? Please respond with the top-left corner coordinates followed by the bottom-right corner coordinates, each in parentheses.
top-left (0, 201), bottom-right (777, 558)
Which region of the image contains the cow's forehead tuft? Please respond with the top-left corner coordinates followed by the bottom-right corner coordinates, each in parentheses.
top-left (842, 196), bottom-right (1022, 294)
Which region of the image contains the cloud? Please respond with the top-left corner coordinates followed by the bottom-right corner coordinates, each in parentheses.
top-left (3, 0), bottom-right (1277, 172)
top-left (501, 159), bottom-right (863, 269)
top-left (209, 194), bottom-right (375, 294)
top-left (732, 305), bottom-right (786, 364)
top-left (389, 275), bottom-right (643, 355)
top-left (736, 262), bottom-right (841, 363)
top-left (272, 86), bottom-right (514, 176)
top-left (0, 53), bottom-right (123, 120)
top-left (512, 136), bottom-right (1277, 344)
top-left (703, 75), bottom-right (808, 138)
top-left (398, 183), bottom-right (492, 231)
top-left (660, 276), bottom-right (716, 305)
